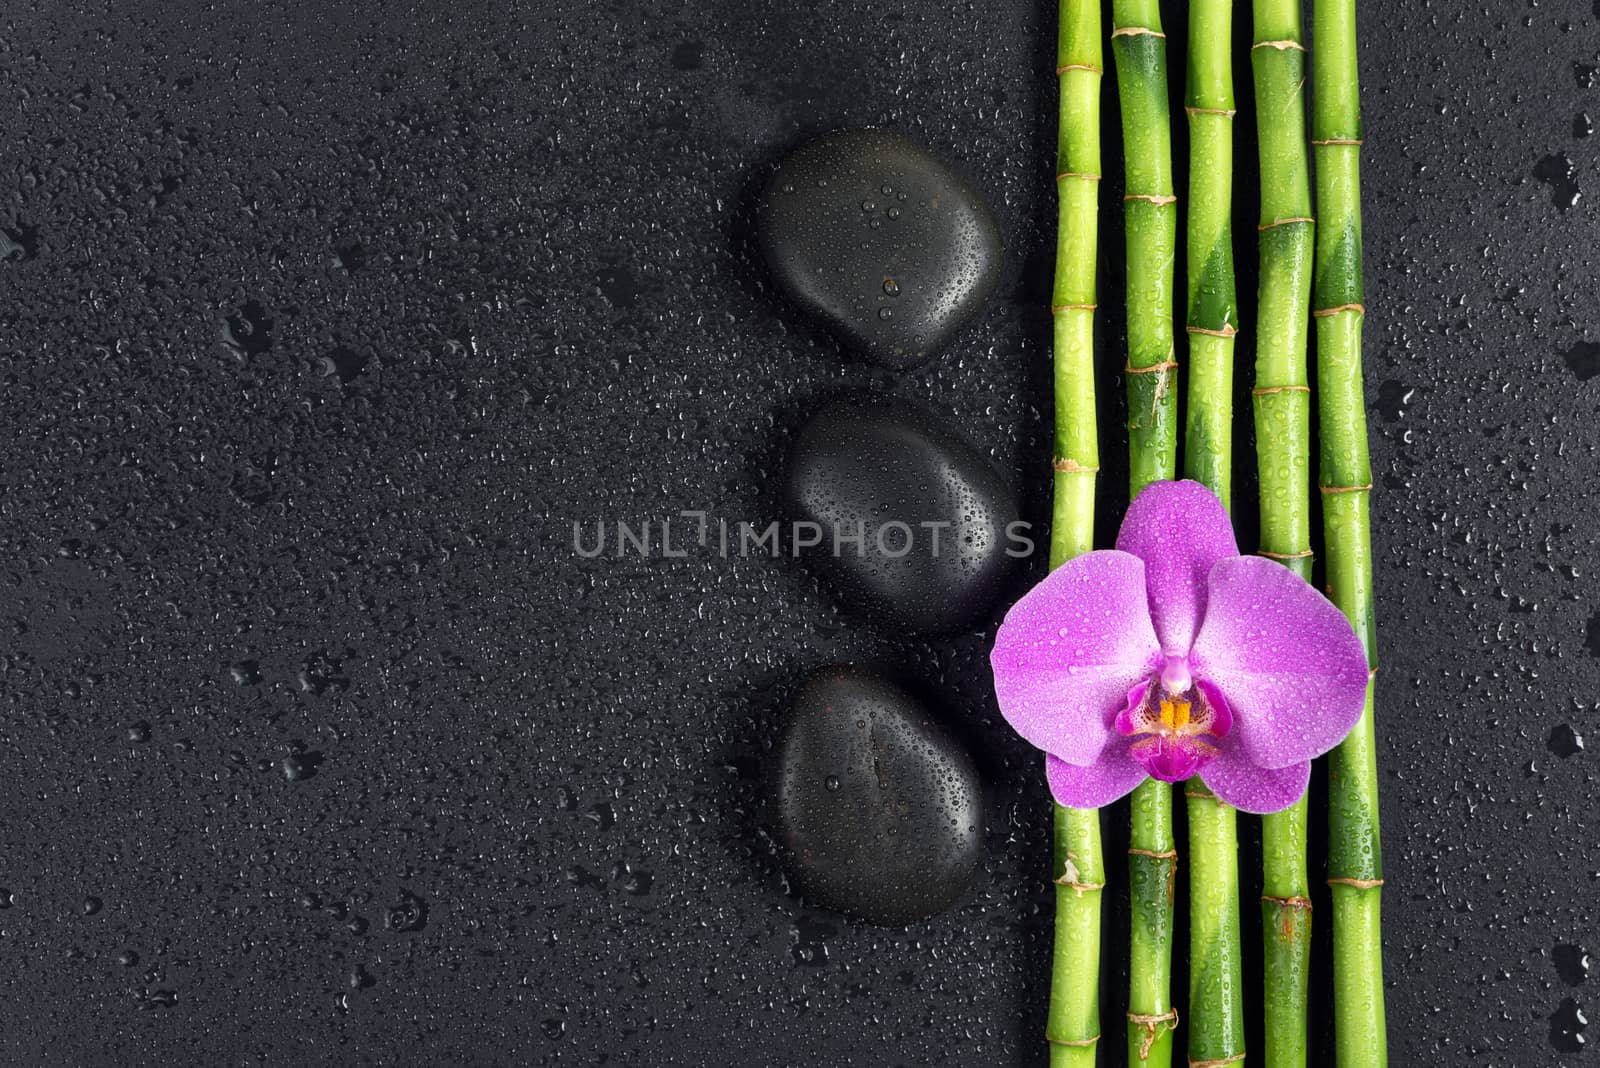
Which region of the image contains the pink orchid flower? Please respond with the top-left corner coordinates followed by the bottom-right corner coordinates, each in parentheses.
top-left (990, 480), bottom-right (1368, 814)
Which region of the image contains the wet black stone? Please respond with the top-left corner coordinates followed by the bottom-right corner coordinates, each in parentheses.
top-left (758, 129), bottom-right (1001, 370)
top-left (773, 666), bottom-right (981, 926)
top-left (784, 395), bottom-right (1022, 634)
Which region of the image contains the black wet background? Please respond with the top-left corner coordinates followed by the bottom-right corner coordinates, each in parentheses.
top-left (1, 0), bottom-right (1597, 1064)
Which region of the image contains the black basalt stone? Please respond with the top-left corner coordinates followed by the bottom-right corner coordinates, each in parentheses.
top-left (773, 665), bottom-right (982, 926)
top-left (784, 395), bottom-right (1022, 635)
top-left (757, 129), bottom-right (1002, 370)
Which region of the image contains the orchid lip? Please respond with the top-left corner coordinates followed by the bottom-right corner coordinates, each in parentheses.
top-left (1116, 669), bottom-right (1231, 784)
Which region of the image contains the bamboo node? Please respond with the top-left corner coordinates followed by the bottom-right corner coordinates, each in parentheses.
top-left (1055, 851), bottom-right (1103, 895)
top-left (1055, 63), bottom-right (1104, 76)
top-left (1128, 1010), bottom-right (1180, 1060)
top-left (1314, 302), bottom-right (1365, 318)
top-left (1251, 385), bottom-right (1309, 396)
top-left (1185, 106), bottom-right (1237, 117)
top-left (1052, 457), bottom-right (1099, 474)
top-left (1125, 193), bottom-right (1179, 206)
top-left (1189, 1055), bottom-right (1246, 1068)
top-left (1312, 137), bottom-right (1364, 146)
top-left (1253, 39), bottom-right (1307, 51)
top-left (1127, 847), bottom-right (1178, 859)
top-left (1319, 482), bottom-right (1372, 495)
top-left (1328, 877), bottom-right (1385, 890)
top-left (1046, 1032), bottom-right (1101, 1048)
top-left (1055, 171), bottom-right (1103, 182)
top-left (1186, 324), bottom-right (1237, 339)
top-left (1258, 216), bottom-right (1314, 231)
top-left (1111, 26), bottom-right (1166, 38)
top-left (1258, 548), bottom-right (1314, 560)
top-left (1264, 894), bottom-right (1313, 939)
top-left (1051, 302), bottom-right (1097, 313)
top-left (1125, 361), bottom-right (1178, 375)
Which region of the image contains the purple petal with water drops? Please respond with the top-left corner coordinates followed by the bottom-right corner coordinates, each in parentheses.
top-left (1045, 750), bottom-right (1149, 810)
top-left (1201, 752), bottom-right (1312, 814)
top-left (1189, 555), bottom-right (1369, 769)
top-left (991, 550), bottom-right (1163, 766)
top-left (1114, 480), bottom-right (1240, 654)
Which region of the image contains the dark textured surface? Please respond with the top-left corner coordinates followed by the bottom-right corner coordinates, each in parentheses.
top-left (0, 0), bottom-right (1596, 1065)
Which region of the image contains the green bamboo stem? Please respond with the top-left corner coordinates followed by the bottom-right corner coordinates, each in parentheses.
top-left (1186, 783), bottom-right (1246, 1065)
top-left (1111, 3), bottom-right (1179, 1064)
top-left (1046, 1), bottom-right (1104, 1063)
top-left (1126, 782), bottom-right (1177, 1066)
top-left (1183, 0), bottom-right (1239, 511)
top-left (1312, 0), bottom-right (1387, 1064)
top-left (1251, 0), bottom-right (1316, 1063)
top-left (1113, 6), bottom-right (1179, 493)
top-left (1183, 1), bottom-right (1246, 1065)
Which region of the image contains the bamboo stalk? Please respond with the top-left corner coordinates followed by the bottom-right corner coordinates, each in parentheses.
top-left (1183, 0), bottom-right (1246, 1064)
top-left (1113, 7), bottom-right (1179, 492)
top-left (1126, 786), bottom-right (1178, 1066)
top-left (1183, 0), bottom-right (1239, 508)
top-left (1045, 1), bottom-right (1104, 1063)
top-left (1186, 783), bottom-right (1246, 1065)
top-left (1251, 0), bottom-right (1316, 1063)
top-left (1111, 2), bottom-right (1179, 1064)
top-left (1311, 0), bottom-right (1387, 1064)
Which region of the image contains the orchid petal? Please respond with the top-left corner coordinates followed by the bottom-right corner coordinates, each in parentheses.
top-left (1189, 556), bottom-right (1369, 769)
top-left (1201, 752), bottom-right (1312, 814)
top-left (1195, 678), bottom-right (1234, 739)
top-left (1114, 480), bottom-right (1240, 654)
top-left (1046, 750), bottom-right (1149, 809)
top-left (991, 551), bottom-right (1162, 766)
top-left (1111, 678), bottom-right (1153, 736)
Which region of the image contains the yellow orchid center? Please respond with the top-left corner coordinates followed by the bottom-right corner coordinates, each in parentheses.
top-left (1158, 697), bottom-right (1191, 733)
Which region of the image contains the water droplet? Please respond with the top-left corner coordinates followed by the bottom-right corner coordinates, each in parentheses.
top-left (1534, 154), bottom-right (1582, 210)
top-left (1563, 342), bottom-right (1600, 382)
top-left (1549, 723), bottom-right (1585, 757)
top-left (1556, 944), bottom-right (1592, 986)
